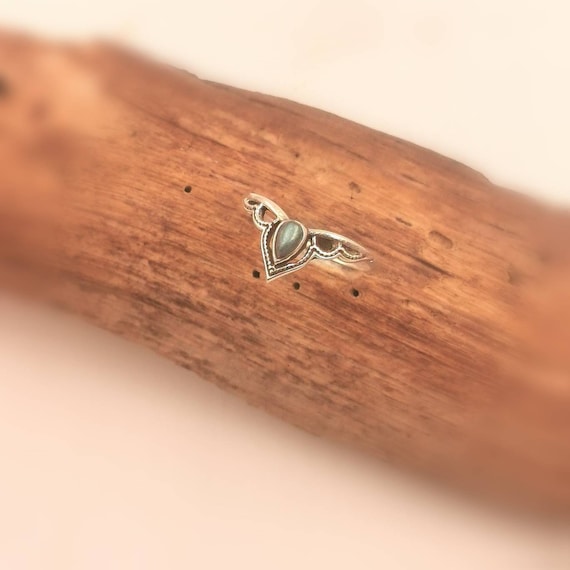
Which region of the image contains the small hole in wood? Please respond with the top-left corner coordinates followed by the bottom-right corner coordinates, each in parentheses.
top-left (293, 282), bottom-right (300, 290)
top-left (252, 269), bottom-right (260, 279)
top-left (349, 181), bottom-right (361, 194)
top-left (184, 185), bottom-right (192, 194)
top-left (395, 217), bottom-right (412, 227)
top-left (351, 288), bottom-right (360, 298)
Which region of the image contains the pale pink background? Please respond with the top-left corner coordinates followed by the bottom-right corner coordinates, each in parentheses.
top-left (1, 1), bottom-right (570, 568)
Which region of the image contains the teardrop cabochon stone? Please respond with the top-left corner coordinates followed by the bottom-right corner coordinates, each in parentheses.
top-left (273, 220), bottom-right (307, 262)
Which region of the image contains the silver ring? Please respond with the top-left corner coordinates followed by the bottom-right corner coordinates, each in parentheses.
top-left (244, 193), bottom-right (372, 281)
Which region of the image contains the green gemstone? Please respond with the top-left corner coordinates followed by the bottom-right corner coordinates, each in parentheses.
top-left (274, 220), bottom-right (305, 261)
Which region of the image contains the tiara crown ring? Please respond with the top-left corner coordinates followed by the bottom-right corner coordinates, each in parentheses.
top-left (244, 193), bottom-right (372, 281)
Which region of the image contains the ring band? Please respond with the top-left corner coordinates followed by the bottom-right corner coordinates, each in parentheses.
top-left (244, 193), bottom-right (372, 281)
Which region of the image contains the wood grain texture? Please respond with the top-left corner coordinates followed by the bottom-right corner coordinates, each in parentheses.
top-left (1, 32), bottom-right (569, 514)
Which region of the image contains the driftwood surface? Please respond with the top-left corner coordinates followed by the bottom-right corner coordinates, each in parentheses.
top-left (1, 32), bottom-right (569, 514)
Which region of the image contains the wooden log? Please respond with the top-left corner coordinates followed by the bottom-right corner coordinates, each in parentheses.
top-left (1, 32), bottom-right (569, 514)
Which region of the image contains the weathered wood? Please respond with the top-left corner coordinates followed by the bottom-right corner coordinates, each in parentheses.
top-left (1, 32), bottom-right (569, 513)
